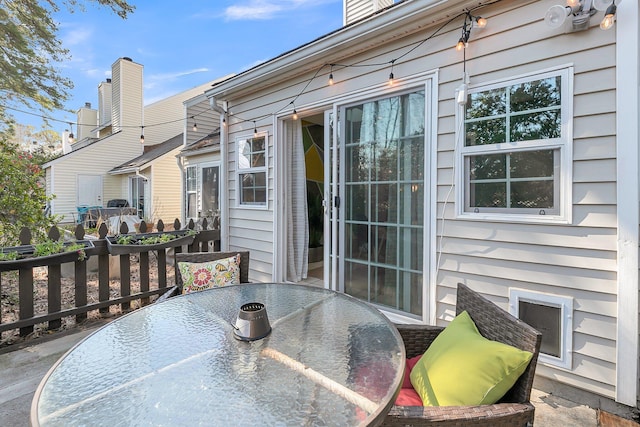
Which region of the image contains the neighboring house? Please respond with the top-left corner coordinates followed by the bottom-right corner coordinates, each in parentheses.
top-left (108, 133), bottom-right (184, 222)
top-left (44, 57), bottom-right (225, 225)
top-left (198, 0), bottom-right (639, 415)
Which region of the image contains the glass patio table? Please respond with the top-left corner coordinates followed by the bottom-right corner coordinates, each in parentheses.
top-left (31, 283), bottom-right (405, 426)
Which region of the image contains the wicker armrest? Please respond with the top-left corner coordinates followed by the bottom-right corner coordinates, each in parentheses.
top-left (384, 402), bottom-right (535, 427)
top-left (395, 324), bottom-right (445, 358)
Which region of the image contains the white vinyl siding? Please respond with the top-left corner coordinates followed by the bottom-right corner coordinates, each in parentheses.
top-left (434, 1), bottom-right (617, 398)
top-left (210, 0), bottom-right (620, 399)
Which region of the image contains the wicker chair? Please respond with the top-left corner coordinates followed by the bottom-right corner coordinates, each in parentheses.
top-left (156, 251), bottom-right (250, 302)
top-left (382, 283), bottom-right (542, 427)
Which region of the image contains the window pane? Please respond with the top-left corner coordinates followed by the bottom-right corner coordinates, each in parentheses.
top-left (239, 172), bottom-right (266, 205)
top-left (511, 111), bottom-right (561, 141)
top-left (374, 140), bottom-right (398, 182)
top-left (470, 182), bottom-right (507, 207)
top-left (510, 150), bottom-right (554, 178)
top-left (399, 183), bottom-right (423, 225)
top-left (399, 136), bottom-right (424, 180)
top-left (251, 137), bottom-right (266, 167)
top-left (466, 88), bottom-right (506, 119)
top-left (187, 194), bottom-right (197, 218)
top-left (470, 154), bottom-right (506, 180)
top-left (372, 265), bottom-right (396, 307)
top-left (466, 118), bottom-right (506, 146)
top-left (372, 225), bottom-right (394, 265)
top-left (186, 167), bottom-right (197, 191)
top-left (346, 144), bottom-right (369, 183)
top-left (511, 181), bottom-right (554, 209)
top-left (345, 184), bottom-right (368, 222)
top-left (238, 137), bottom-right (266, 170)
top-left (202, 166), bottom-right (219, 216)
top-left (510, 77), bottom-right (561, 112)
top-left (372, 183), bottom-right (396, 223)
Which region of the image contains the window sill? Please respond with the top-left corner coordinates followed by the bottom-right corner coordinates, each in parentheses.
top-left (456, 212), bottom-right (571, 225)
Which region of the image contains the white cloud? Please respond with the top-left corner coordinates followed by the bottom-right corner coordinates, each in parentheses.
top-left (146, 68), bottom-right (210, 85)
top-left (62, 27), bottom-right (93, 47)
top-left (223, 0), bottom-right (337, 21)
top-left (144, 68), bottom-right (211, 100)
top-left (239, 59), bottom-right (268, 72)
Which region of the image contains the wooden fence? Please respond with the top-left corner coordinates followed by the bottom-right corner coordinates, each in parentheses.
top-left (0, 218), bottom-right (220, 339)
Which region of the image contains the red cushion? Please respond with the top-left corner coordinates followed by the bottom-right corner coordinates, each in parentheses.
top-left (395, 388), bottom-right (424, 406)
top-left (402, 355), bottom-right (423, 389)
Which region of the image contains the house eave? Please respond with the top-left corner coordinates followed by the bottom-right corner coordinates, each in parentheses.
top-left (109, 165), bottom-right (147, 176)
top-left (206, 0), bottom-right (482, 99)
top-left (177, 145), bottom-right (221, 158)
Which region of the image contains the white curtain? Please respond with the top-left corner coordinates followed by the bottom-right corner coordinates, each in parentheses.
top-left (286, 120), bottom-right (309, 282)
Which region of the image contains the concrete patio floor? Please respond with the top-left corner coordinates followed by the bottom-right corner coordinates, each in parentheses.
top-left (0, 324), bottom-right (600, 426)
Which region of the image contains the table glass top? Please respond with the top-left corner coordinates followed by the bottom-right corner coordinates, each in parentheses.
top-left (34, 283), bottom-right (405, 426)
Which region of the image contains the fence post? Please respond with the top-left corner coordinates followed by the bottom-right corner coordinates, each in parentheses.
top-left (118, 222), bottom-right (131, 311)
top-left (97, 224), bottom-right (110, 315)
top-left (18, 227), bottom-right (34, 337)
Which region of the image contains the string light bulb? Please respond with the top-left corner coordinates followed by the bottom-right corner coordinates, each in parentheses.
top-left (292, 108), bottom-right (298, 121)
top-left (456, 12), bottom-right (472, 51)
top-left (140, 126), bottom-right (145, 144)
top-left (191, 116), bottom-right (197, 132)
top-left (68, 123), bottom-right (74, 143)
top-left (253, 121), bottom-right (258, 138)
top-left (329, 64), bottom-right (334, 85)
top-left (600, 3), bottom-right (617, 30)
top-left (222, 117), bottom-right (227, 127)
top-left (388, 60), bottom-right (395, 86)
top-left (475, 16), bottom-right (487, 28)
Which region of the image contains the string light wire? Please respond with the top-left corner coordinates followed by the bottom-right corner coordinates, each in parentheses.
top-left (2, 1), bottom-right (500, 133)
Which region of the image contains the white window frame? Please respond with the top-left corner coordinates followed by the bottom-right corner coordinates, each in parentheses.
top-left (185, 165), bottom-right (198, 221)
top-left (456, 66), bottom-right (573, 224)
top-left (509, 288), bottom-right (573, 370)
top-left (236, 132), bottom-right (268, 208)
top-left (185, 162), bottom-right (221, 223)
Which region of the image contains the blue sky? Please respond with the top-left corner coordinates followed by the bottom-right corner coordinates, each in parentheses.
top-left (17, 0), bottom-right (344, 135)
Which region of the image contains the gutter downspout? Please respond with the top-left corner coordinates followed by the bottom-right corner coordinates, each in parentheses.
top-left (135, 168), bottom-right (149, 181)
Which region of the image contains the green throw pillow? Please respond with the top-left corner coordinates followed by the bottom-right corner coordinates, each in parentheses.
top-left (409, 310), bottom-right (533, 407)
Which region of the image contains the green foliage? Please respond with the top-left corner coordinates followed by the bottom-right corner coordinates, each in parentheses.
top-left (0, 137), bottom-right (58, 246)
top-left (32, 239), bottom-right (86, 261)
top-left (138, 234), bottom-right (177, 245)
top-left (0, 0), bottom-right (134, 130)
top-left (0, 251), bottom-right (19, 261)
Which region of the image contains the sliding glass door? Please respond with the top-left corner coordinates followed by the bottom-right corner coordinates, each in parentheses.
top-left (340, 90), bottom-right (426, 317)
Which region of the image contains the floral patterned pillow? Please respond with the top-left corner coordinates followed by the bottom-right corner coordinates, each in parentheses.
top-left (178, 254), bottom-right (241, 294)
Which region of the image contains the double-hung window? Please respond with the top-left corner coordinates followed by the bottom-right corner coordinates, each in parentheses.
top-left (458, 68), bottom-right (572, 222)
top-left (237, 134), bottom-right (267, 206)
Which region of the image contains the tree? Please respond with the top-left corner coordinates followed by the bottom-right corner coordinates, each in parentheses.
top-left (0, 136), bottom-right (57, 246)
top-left (0, 0), bottom-right (135, 130)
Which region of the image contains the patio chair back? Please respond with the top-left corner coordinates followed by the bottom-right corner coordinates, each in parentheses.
top-left (385, 283), bottom-right (542, 426)
top-left (157, 251), bottom-right (250, 303)
top-left (454, 283), bottom-right (541, 403)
